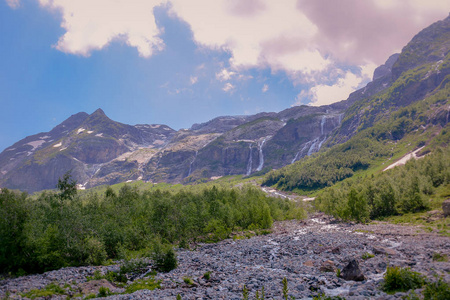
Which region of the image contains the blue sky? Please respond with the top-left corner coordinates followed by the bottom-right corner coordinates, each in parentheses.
top-left (1, 0), bottom-right (449, 152)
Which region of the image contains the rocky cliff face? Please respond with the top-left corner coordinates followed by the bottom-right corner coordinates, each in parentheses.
top-left (0, 103), bottom-right (347, 192)
top-left (1, 16), bottom-right (449, 192)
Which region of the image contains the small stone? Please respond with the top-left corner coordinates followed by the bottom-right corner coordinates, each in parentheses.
top-left (373, 246), bottom-right (397, 256)
top-left (331, 247), bottom-right (340, 254)
top-left (303, 260), bottom-right (315, 267)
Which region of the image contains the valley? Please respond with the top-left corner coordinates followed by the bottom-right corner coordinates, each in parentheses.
top-left (0, 10), bottom-right (449, 300)
top-left (1, 213), bottom-right (448, 299)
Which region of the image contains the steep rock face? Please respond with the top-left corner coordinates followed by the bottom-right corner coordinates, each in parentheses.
top-left (0, 109), bottom-right (176, 192)
top-left (373, 53), bottom-right (400, 80)
top-left (331, 15), bottom-right (450, 145)
top-left (1, 16), bottom-right (449, 191)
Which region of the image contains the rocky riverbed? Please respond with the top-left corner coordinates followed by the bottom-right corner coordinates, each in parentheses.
top-left (1, 213), bottom-right (449, 299)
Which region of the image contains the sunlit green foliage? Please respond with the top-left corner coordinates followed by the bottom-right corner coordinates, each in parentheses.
top-left (263, 64), bottom-right (450, 193)
top-left (0, 177), bottom-right (304, 274)
top-left (315, 148), bottom-right (450, 222)
top-left (382, 266), bottom-right (426, 293)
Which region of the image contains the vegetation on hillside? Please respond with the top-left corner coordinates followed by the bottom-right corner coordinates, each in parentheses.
top-left (0, 177), bottom-right (304, 275)
top-left (315, 147), bottom-right (450, 222)
top-left (263, 80), bottom-right (450, 193)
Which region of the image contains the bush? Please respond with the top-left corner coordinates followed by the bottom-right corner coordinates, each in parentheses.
top-left (97, 286), bottom-right (111, 297)
top-left (423, 278), bottom-right (450, 300)
top-left (203, 271), bottom-right (211, 280)
top-left (152, 243), bottom-right (177, 272)
top-left (125, 277), bottom-right (161, 293)
top-left (361, 252), bottom-right (374, 260)
top-left (381, 266), bottom-right (425, 293)
top-left (85, 237), bottom-right (107, 265)
top-left (183, 277), bottom-right (194, 285)
top-left (432, 252), bottom-right (448, 262)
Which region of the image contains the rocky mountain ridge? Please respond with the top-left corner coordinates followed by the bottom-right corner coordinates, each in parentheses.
top-left (1, 15), bottom-right (449, 193)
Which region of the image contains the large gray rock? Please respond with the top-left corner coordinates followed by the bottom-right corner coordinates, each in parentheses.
top-left (340, 259), bottom-right (365, 281)
top-left (443, 199), bottom-right (450, 217)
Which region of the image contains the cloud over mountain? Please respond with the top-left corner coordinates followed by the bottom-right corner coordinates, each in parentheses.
top-left (5, 0), bottom-right (450, 107)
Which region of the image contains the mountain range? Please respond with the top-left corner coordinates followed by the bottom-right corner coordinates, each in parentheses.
top-left (1, 15), bottom-right (449, 193)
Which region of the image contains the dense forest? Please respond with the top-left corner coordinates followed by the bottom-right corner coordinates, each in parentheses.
top-left (315, 147), bottom-right (450, 222)
top-left (0, 179), bottom-right (305, 275)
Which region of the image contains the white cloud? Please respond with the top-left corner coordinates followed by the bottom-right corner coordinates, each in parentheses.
top-left (170, 0), bottom-right (318, 69)
top-left (297, 63), bottom-right (376, 106)
top-left (7, 0), bottom-right (449, 97)
top-left (190, 76), bottom-right (198, 85)
top-left (5, 0), bottom-right (20, 9)
top-left (216, 68), bottom-right (235, 81)
top-left (262, 84), bottom-right (268, 93)
top-left (222, 82), bottom-right (235, 93)
top-left (269, 48), bottom-right (331, 76)
top-left (37, 0), bottom-right (167, 57)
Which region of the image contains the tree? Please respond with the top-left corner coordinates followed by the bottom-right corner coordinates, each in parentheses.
top-left (57, 171), bottom-right (77, 201)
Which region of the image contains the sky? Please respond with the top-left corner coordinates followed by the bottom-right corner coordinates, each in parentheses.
top-left (1, 0), bottom-right (449, 152)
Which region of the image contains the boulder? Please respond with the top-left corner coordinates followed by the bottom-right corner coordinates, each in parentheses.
top-left (373, 246), bottom-right (397, 256)
top-left (443, 199), bottom-right (450, 217)
top-left (340, 259), bottom-right (365, 281)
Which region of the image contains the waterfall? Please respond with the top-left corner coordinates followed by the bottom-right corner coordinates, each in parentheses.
top-left (307, 138), bottom-right (320, 156)
top-left (256, 138), bottom-right (267, 172)
top-left (447, 105), bottom-right (450, 124)
top-left (317, 137), bottom-right (327, 151)
top-left (338, 113), bottom-right (344, 124)
top-left (188, 150), bottom-right (198, 176)
top-left (246, 143), bottom-right (253, 176)
top-left (321, 115), bottom-right (326, 135)
top-left (291, 142), bottom-right (311, 164)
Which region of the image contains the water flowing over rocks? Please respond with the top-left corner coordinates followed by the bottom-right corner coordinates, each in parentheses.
top-left (1, 213), bottom-right (449, 299)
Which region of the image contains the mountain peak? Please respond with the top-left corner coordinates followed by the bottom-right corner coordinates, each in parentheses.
top-left (91, 108), bottom-right (106, 117)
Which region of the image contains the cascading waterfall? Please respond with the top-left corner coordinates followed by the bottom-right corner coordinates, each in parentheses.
top-left (307, 138), bottom-right (320, 156)
top-left (246, 143), bottom-right (253, 176)
top-left (338, 113), bottom-right (344, 124)
top-left (317, 136), bottom-right (327, 151)
top-left (447, 105), bottom-right (450, 124)
top-left (256, 138), bottom-right (267, 171)
top-left (188, 150), bottom-right (198, 176)
top-left (291, 142), bottom-right (311, 164)
top-left (321, 115), bottom-right (327, 135)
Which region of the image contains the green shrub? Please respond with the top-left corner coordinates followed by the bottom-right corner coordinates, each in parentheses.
top-left (85, 237), bottom-right (107, 265)
top-left (183, 277), bottom-right (194, 285)
top-left (361, 252), bottom-right (375, 260)
top-left (97, 286), bottom-right (111, 297)
top-left (105, 271), bottom-right (127, 283)
top-left (153, 245), bottom-right (177, 272)
top-left (86, 270), bottom-right (104, 281)
top-left (203, 271), bottom-right (211, 280)
top-left (21, 283), bottom-right (65, 299)
top-left (120, 259), bottom-right (149, 275)
top-left (382, 266), bottom-right (425, 293)
top-left (125, 277), bottom-right (161, 293)
top-left (432, 252), bottom-right (448, 262)
top-left (423, 278), bottom-right (450, 300)
top-left (242, 285), bottom-right (249, 300)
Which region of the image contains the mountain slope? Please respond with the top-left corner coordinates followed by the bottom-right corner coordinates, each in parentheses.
top-left (1, 16), bottom-right (449, 193)
top-left (0, 109), bottom-right (176, 192)
top-left (263, 15), bottom-right (450, 192)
